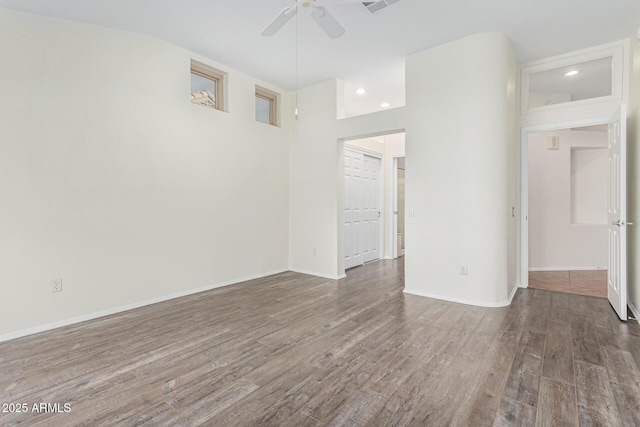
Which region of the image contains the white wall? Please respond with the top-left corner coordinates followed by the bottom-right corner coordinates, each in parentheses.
top-left (527, 130), bottom-right (608, 270)
top-left (289, 80), bottom-right (343, 278)
top-left (571, 148), bottom-right (608, 225)
top-left (628, 24), bottom-right (640, 316)
top-left (403, 33), bottom-right (518, 306)
top-left (0, 8), bottom-right (291, 339)
top-left (290, 74), bottom-right (407, 278)
top-left (290, 33), bottom-right (518, 306)
top-left (9, 7), bottom-right (617, 339)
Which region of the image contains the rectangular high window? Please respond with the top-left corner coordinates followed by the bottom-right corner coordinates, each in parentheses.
top-left (255, 86), bottom-right (278, 126)
top-left (521, 45), bottom-right (623, 113)
top-left (191, 60), bottom-right (226, 111)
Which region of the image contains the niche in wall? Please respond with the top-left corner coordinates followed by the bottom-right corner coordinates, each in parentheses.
top-left (570, 147), bottom-right (608, 225)
top-left (528, 128), bottom-right (608, 270)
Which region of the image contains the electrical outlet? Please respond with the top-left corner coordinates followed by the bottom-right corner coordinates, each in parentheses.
top-left (459, 265), bottom-right (468, 276)
top-left (51, 278), bottom-right (62, 293)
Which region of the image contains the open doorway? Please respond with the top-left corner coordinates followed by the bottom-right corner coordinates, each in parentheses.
top-left (394, 157), bottom-right (406, 258)
top-left (526, 125), bottom-right (608, 298)
top-left (343, 132), bottom-right (405, 271)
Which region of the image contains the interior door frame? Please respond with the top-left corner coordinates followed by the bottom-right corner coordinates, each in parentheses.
top-left (391, 157), bottom-right (398, 259)
top-left (390, 154), bottom-right (405, 259)
top-left (338, 129), bottom-right (406, 278)
top-left (520, 116), bottom-right (612, 288)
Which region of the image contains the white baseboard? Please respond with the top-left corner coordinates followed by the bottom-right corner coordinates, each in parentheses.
top-left (403, 283), bottom-right (519, 308)
top-left (528, 267), bottom-right (607, 272)
top-left (629, 302), bottom-right (640, 324)
top-left (289, 268), bottom-right (342, 280)
top-left (0, 268), bottom-right (288, 344)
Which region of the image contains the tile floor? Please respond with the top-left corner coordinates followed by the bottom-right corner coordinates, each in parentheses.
top-left (528, 270), bottom-right (607, 298)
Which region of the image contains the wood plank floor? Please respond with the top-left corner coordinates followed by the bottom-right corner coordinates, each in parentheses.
top-left (1, 259), bottom-right (640, 426)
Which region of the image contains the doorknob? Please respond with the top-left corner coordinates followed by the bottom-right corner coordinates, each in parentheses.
top-left (612, 220), bottom-right (622, 227)
top-left (378, 211), bottom-right (381, 218)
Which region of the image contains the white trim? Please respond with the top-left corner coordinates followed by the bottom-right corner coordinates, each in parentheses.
top-left (388, 153), bottom-right (404, 260)
top-left (344, 143), bottom-right (384, 159)
top-left (528, 267), bottom-right (607, 272)
top-left (521, 132), bottom-right (528, 289)
top-left (520, 39), bottom-right (628, 69)
top-left (508, 285), bottom-right (521, 304)
top-left (374, 154), bottom-right (385, 264)
top-left (339, 130), bottom-right (406, 280)
top-left (0, 269), bottom-right (287, 344)
top-left (289, 268), bottom-right (342, 280)
top-left (520, 41), bottom-right (626, 114)
top-left (403, 284), bottom-right (519, 308)
top-left (520, 116), bottom-right (611, 290)
top-left (391, 156), bottom-right (398, 259)
top-left (629, 302), bottom-right (640, 324)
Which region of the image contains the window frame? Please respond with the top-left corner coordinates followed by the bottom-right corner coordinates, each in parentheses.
top-left (520, 45), bottom-right (624, 114)
top-left (190, 59), bottom-right (226, 111)
top-left (255, 85), bottom-right (279, 126)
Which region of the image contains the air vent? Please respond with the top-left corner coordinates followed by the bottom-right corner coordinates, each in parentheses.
top-left (362, 0), bottom-right (400, 14)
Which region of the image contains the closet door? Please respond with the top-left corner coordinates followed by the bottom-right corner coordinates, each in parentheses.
top-left (344, 150), bottom-right (363, 269)
top-left (362, 155), bottom-right (381, 263)
top-left (345, 150), bottom-right (382, 269)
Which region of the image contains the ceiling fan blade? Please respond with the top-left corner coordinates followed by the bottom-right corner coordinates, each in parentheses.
top-left (311, 6), bottom-right (346, 39)
top-left (261, 6), bottom-right (297, 36)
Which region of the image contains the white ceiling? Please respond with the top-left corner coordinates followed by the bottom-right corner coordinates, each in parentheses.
top-left (1, 0), bottom-right (638, 99)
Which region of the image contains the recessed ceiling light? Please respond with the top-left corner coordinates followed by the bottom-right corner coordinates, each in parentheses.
top-left (354, 88), bottom-right (367, 95)
top-left (564, 70), bottom-right (580, 77)
top-left (380, 102), bottom-right (390, 108)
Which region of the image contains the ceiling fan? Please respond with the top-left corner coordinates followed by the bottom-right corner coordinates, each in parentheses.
top-left (261, 0), bottom-right (362, 39)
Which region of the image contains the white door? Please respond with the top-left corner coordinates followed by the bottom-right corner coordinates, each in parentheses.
top-left (344, 150), bottom-right (363, 269)
top-left (344, 150), bottom-right (382, 269)
top-left (607, 104), bottom-right (628, 321)
top-left (362, 155), bottom-right (381, 263)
